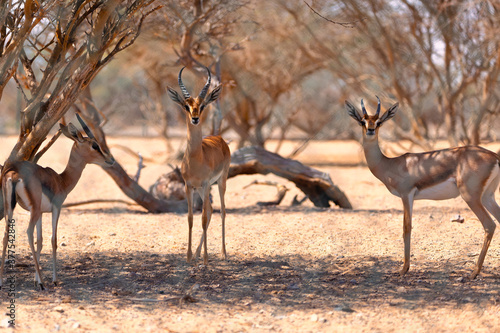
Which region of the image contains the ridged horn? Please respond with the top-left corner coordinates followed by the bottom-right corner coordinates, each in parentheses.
top-left (199, 66), bottom-right (211, 100)
top-left (178, 67), bottom-right (191, 99)
top-left (76, 113), bottom-right (95, 139)
top-left (376, 95), bottom-right (381, 116)
top-left (360, 99), bottom-right (368, 117)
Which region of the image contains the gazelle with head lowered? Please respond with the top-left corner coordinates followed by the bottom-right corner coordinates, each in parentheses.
top-left (0, 115), bottom-right (115, 289)
top-left (346, 97), bottom-right (500, 279)
top-left (167, 67), bottom-right (231, 265)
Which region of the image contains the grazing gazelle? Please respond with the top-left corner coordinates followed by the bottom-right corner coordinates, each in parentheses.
top-left (167, 67), bottom-right (231, 265)
top-left (0, 115), bottom-right (115, 289)
top-left (346, 96), bottom-right (500, 279)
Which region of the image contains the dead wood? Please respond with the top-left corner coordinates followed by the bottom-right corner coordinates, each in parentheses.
top-left (103, 162), bottom-right (187, 213)
top-left (243, 180), bottom-right (289, 206)
top-left (134, 153), bottom-right (146, 183)
top-left (229, 146), bottom-right (352, 209)
top-left (149, 147), bottom-right (352, 209)
top-left (292, 195), bottom-right (308, 206)
top-left (63, 199), bottom-right (138, 208)
top-left (149, 166), bottom-right (203, 212)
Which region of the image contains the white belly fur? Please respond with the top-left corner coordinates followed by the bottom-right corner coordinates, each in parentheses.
top-left (16, 181), bottom-right (53, 213)
top-left (414, 177), bottom-right (459, 200)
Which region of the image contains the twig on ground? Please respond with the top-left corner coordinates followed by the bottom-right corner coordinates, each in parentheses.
top-left (244, 180), bottom-right (289, 206)
top-left (133, 153), bottom-right (146, 182)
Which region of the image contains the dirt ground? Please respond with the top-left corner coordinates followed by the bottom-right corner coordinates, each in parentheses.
top-left (2, 136), bottom-right (500, 332)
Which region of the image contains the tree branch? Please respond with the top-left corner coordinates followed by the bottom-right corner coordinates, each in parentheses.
top-left (303, 1), bottom-right (362, 28)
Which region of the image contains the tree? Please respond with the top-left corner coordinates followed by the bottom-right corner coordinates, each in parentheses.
top-left (0, 1), bottom-right (191, 213)
top-left (2, 1), bottom-right (159, 163)
top-left (309, 0), bottom-right (500, 148)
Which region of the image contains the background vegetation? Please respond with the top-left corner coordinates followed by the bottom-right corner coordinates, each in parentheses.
top-left (1, 0), bottom-right (499, 156)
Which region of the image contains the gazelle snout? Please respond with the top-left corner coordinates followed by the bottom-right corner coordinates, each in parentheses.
top-left (366, 128), bottom-right (376, 136)
top-left (191, 117), bottom-right (200, 125)
top-left (362, 117), bottom-right (379, 137)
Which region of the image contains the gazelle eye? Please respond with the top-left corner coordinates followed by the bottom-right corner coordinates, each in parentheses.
top-left (200, 105), bottom-right (205, 111)
top-left (92, 142), bottom-right (99, 150)
top-left (184, 105), bottom-right (190, 112)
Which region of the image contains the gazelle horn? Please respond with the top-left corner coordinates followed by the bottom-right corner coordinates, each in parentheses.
top-left (376, 95), bottom-right (381, 116)
top-left (178, 67), bottom-right (191, 99)
top-left (199, 66), bottom-right (211, 100)
top-left (76, 113), bottom-right (95, 139)
top-left (361, 99), bottom-right (368, 117)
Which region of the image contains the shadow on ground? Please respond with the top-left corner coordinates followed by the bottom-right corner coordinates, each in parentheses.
top-left (4, 251), bottom-right (500, 312)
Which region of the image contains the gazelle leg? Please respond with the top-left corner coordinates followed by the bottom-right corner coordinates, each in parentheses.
top-left (0, 212), bottom-right (13, 289)
top-left (35, 217), bottom-right (42, 263)
top-left (0, 218), bottom-right (9, 289)
top-left (185, 185), bottom-right (194, 263)
top-left (194, 190), bottom-right (205, 259)
top-left (400, 195), bottom-right (414, 276)
top-left (482, 174), bottom-right (500, 223)
top-left (195, 235), bottom-right (204, 259)
top-left (1, 181), bottom-right (14, 289)
top-left (464, 198), bottom-right (496, 279)
top-left (483, 195), bottom-right (500, 224)
top-left (195, 189), bottom-right (213, 259)
top-left (218, 176), bottom-right (227, 260)
top-left (201, 185), bottom-right (212, 265)
top-left (51, 207), bottom-right (60, 284)
top-left (27, 213), bottom-right (44, 289)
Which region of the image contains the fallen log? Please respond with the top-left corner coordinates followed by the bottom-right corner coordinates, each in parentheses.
top-left (229, 146), bottom-right (352, 209)
top-left (149, 146), bottom-right (352, 210)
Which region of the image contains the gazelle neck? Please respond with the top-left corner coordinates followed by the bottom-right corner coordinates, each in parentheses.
top-left (60, 145), bottom-right (88, 194)
top-left (185, 117), bottom-right (203, 155)
top-left (362, 134), bottom-right (391, 179)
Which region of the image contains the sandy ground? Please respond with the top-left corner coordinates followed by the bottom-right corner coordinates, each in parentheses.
top-left (1, 136), bottom-right (500, 332)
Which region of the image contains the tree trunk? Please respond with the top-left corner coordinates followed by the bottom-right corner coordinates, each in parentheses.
top-left (228, 146), bottom-right (352, 209)
top-left (103, 162), bottom-right (187, 213)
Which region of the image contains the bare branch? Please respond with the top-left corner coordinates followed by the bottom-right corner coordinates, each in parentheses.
top-left (303, 1), bottom-right (363, 28)
top-left (33, 129), bottom-right (62, 163)
top-left (101, 5), bottom-right (162, 65)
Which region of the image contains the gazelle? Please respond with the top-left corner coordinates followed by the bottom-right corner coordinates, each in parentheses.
top-left (167, 67), bottom-right (231, 265)
top-left (1, 115), bottom-right (115, 289)
top-left (346, 97), bottom-right (500, 279)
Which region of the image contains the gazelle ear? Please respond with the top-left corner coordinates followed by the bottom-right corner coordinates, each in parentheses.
top-left (204, 84), bottom-right (222, 105)
top-left (167, 87), bottom-right (184, 106)
top-left (60, 123), bottom-right (85, 143)
top-left (379, 102), bottom-right (399, 124)
top-left (345, 100), bottom-right (364, 126)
